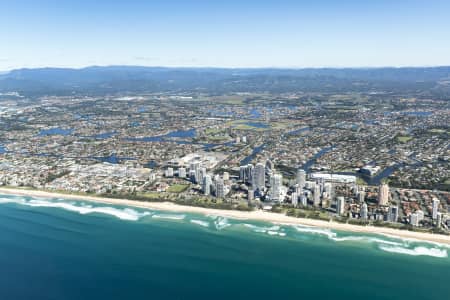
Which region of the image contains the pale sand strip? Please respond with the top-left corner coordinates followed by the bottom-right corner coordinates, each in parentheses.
top-left (1, 187), bottom-right (449, 246)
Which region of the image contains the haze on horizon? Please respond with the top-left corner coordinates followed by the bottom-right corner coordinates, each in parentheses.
top-left (1, 0), bottom-right (450, 71)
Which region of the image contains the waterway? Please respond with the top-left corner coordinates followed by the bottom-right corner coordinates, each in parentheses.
top-left (38, 128), bottom-right (74, 136)
top-left (302, 146), bottom-right (334, 171)
top-left (130, 129), bottom-right (197, 142)
top-left (286, 127), bottom-right (311, 136)
top-left (243, 122), bottom-right (270, 129)
top-left (240, 144), bottom-right (265, 165)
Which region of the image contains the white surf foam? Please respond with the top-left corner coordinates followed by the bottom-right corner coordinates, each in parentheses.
top-left (292, 225), bottom-right (407, 247)
top-left (379, 245), bottom-right (448, 258)
top-left (0, 196), bottom-right (152, 221)
top-left (190, 219), bottom-right (210, 227)
top-left (2, 195), bottom-right (448, 257)
top-left (152, 213), bottom-right (186, 220)
top-left (0, 197), bottom-right (26, 204)
top-left (378, 233), bottom-right (450, 249)
top-left (214, 217), bottom-right (231, 230)
top-left (266, 230), bottom-right (286, 237)
top-left (243, 224), bottom-right (266, 233)
top-left (27, 199), bottom-right (151, 221)
top-left (331, 236), bottom-right (403, 246)
top-left (243, 224), bottom-right (281, 234)
top-left (293, 225), bottom-right (337, 239)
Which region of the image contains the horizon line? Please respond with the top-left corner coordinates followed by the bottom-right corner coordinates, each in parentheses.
top-left (2, 64), bottom-right (450, 73)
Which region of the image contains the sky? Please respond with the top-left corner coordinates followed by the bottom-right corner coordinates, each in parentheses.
top-left (1, 0), bottom-right (450, 70)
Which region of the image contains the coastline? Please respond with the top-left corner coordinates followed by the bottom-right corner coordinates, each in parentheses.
top-left (1, 187), bottom-right (450, 246)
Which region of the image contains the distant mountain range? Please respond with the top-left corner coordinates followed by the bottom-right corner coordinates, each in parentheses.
top-left (1, 66), bottom-right (449, 96)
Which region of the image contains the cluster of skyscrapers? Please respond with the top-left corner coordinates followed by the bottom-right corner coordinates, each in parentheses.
top-left (166, 160), bottom-right (444, 228)
top-left (239, 160), bottom-right (285, 202)
top-left (239, 163), bottom-right (337, 209)
top-left (165, 162), bottom-right (229, 198)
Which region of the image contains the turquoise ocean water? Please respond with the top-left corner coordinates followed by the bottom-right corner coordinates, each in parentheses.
top-left (0, 193), bottom-right (449, 300)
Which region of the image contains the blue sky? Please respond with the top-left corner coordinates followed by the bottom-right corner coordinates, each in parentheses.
top-left (1, 0), bottom-right (449, 70)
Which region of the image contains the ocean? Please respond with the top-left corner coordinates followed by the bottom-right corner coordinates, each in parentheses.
top-left (0, 193), bottom-right (449, 300)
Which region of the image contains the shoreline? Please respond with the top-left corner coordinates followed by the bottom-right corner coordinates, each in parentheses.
top-left (1, 187), bottom-right (450, 246)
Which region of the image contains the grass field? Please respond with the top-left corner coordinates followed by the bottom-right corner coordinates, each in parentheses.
top-left (213, 95), bottom-right (246, 105)
top-left (356, 177), bottom-right (367, 185)
top-left (204, 128), bottom-right (224, 135)
top-left (139, 192), bottom-right (162, 199)
top-left (167, 184), bottom-right (189, 193)
top-left (207, 135), bottom-right (230, 141)
top-left (429, 129), bottom-right (449, 134)
top-left (396, 135), bottom-right (413, 143)
top-left (203, 127), bottom-right (231, 142)
top-left (227, 120), bottom-right (270, 131)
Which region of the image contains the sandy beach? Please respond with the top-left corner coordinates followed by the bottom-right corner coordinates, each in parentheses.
top-left (1, 187), bottom-right (449, 245)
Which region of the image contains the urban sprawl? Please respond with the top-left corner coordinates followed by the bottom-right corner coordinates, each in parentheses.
top-left (0, 90), bottom-right (449, 234)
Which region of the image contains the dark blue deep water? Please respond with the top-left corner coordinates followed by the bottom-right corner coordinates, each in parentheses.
top-left (0, 193), bottom-right (449, 300)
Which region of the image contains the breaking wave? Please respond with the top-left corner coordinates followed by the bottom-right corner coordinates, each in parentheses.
top-left (0, 197), bottom-right (151, 221)
top-left (244, 224), bottom-right (280, 232)
top-left (243, 224), bottom-right (285, 236)
top-left (290, 224), bottom-right (448, 258)
top-left (0, 197), bottom-right (26, 205)
top-left (267, 230), bottom-right (286, 237)
top-left (152, 213), bottom-right (186, 220)
top-left (293, 225), bottom-right (336, 239)
top-left (190, 219), bottom-right (210, 227)
top-left (379, 245), bottom-right (448, 258)
top-left (293, 225), bottom-right (403, 246)
top-left (331, 236), bottom-right (403, 246)
top-left (379, 233), bottom-right (450, 249)
top-left (1, 195), bottom-right (448, 259)
top-left (214, 217), bottom-right (231, 230)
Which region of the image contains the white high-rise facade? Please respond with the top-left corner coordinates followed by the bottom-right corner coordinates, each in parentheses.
top-left (199, 167), bottom-right (207, 183)
top-left (265, 160), bottom-right (273, 172)
top-left (432, 198), bottom-right (440, 220)
top-left (313, 184), bottom-right (321, 206)
top-left (215, 179), bottom-right (225, 198)
top-left (360, 202), bottom-right (368, 219)
top-left (270, 173), bottom-right (282, 201)
top-left (291, 192), bottom-right (298, 206)
top-left (190, 162), bottom-right (201, 183)
top-left (165, 167), bottom-right (174, 177)
top-left (323, 182), bottom-right (333, 200)
top-left (239, 164), bottom-right (254, 184)
top-left (248, 189), bottom-right (254, 201)
top-left (178, 167), bottom-right (186, 178)
top-left (388, 205), bottom-right (399, 223)
top-left (436, 212), bottom-right (442, 228)
top-left (300, 195), bottom-right (308, 206)
top-left (239, 166), bottom-right (246, 182)
top-left (296, 169), bottom-right (306, 188)
top-left (336, 196), bottom-right (345, 215)
top-left (202, 174), bottom-right (212, 195)
top-left (358, 191), bottom-right (365, 203)
top-left (416, 210), bottom-right (424, 221)
top-left (253, 163), bottom-right (265, 191)
top-left (378, 183), bottom-right (389, 206)
top-left (410, 213), bottom-right (419, 226)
